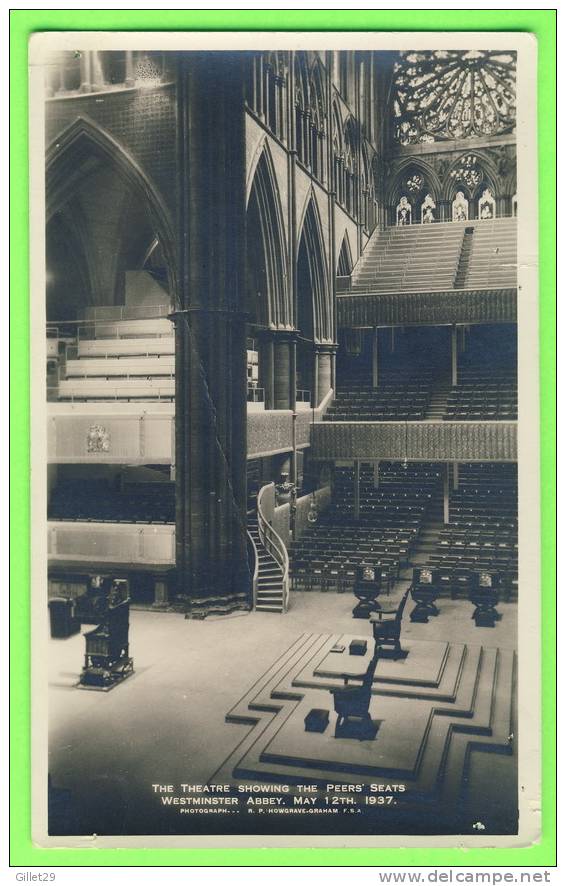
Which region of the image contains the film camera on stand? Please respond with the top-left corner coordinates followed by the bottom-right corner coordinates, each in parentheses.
top-left (78, 578), bottom-right (134, 691)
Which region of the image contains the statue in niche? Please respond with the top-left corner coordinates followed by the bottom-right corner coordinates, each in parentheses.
top-left (396, 195), bottom-right (412, 226)
top-left (452, 191), bottom-right (469, 222)
top-left (478, 188), bottom-right (496, 220)
top-left (421, 193), bottom-right (436, 224)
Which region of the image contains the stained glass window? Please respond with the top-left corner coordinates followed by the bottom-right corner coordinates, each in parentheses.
top-left (449, 154), bottom-right (484, 193)
top-left (406, 172), bottom-right (425, 194)
top-left (478, 188), bottom-right (496, 220)
top-left (393, 50), bottom-right (516, 145)
top-left (396, 196), bottom-right (412, 226)
top-left (452, 191), bottom-right (469, 222)
top-left (421, 194), bottom-right (436, 224)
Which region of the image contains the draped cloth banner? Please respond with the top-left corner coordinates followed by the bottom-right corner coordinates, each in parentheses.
top-left (337, 288), bottom-right (517, 327)
top-left (312, 421), bottom-right (517, 462)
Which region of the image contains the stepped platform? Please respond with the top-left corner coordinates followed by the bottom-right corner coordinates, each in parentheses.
top-left (210, 631), bottom-right (516, 832)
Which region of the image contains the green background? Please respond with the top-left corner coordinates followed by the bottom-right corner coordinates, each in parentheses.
top-left (10, 8), bottom-right (556, 868)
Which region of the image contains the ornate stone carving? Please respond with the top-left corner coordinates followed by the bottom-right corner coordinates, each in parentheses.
top-left (86, 424), bottom-right (111, 454)
top-left (393, 50), bottom-right (516, 144)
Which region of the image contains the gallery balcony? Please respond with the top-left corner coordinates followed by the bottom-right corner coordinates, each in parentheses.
top-left (311, 419), bottom-right (517, 463)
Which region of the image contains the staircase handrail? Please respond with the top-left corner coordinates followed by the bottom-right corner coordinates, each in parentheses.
top-left (452, 225), bottom-right (468, 288)
top-left (257, 483), bottom-right (290, 612)
top-left (246, 528), bottom-right (259, 609)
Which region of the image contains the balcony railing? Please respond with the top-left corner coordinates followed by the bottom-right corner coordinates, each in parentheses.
top-left (247, 386), bottom-right (265, 403)
top-left (48, 521), bottom-right (175, 565)
top-left (47, 408), bottom-right (175, 463)
top-left (257, 483), bottom-right (289, 613)
top-left (48, 384), bottom-right (175, 403)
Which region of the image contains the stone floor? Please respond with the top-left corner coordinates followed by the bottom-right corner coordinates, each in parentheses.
top-left (48, 589), bottom-right (517, 837)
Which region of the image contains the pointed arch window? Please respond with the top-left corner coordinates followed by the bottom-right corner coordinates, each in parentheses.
top-left (246, 150), bottom-right (289, 330)
top-left (339, 54), bottom-right (350, 101)
top-left (337, 234), bottom-right (353, 277)
top-left (390, 165), bottom-right (435, 224)
top-left (512, 194), bottom-right (518, 217)
top-left (449, 154), bottom-right (485, 196)
top-left (343, 118), bottom-right (358, 218)
top-left (308, 63), bottom-right (327, 183)
top-left (421, 194), bottom-right (436, 224)
top-left (294, 55), bottom-right (310, 168)
top-left (478, 187), bottom-right (496, 220)
top-left (406, 172), bottom-right (425, 195)
top-left (396, 196), bottom-right (412, 226)
top-left (247, 52), bottom-right (288, 142)
top-left (265, 52), bottom-right (287, 141)
top-left (332, 105), bottom-right (345, 206)
top-left (392, 50), bottom-right (516, 145)
top-left (452, 191), bottom-right (469, 222)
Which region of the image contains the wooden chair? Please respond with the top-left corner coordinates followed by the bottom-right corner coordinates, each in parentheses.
top-left (370, 587), bottom-right (410, 659)
top-left (329, 650), bottom-right (380, 740)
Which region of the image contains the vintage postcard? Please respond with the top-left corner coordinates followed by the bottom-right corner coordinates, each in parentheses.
top-left (28, 30), bottom-right (540, 849)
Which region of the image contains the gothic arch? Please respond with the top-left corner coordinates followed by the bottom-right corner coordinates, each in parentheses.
top-left (342, 116), bottom-right (359, 216)
top-left (332, 100), bottom-right (344, 153)
top-left (441, 150), bottom-right (499, 202)
top-left (297, 195), bottom-right (331, 343)
top-left (46, 116), bottom-right (177, 303)
top-left (294, 53), bottom-right (310, 107)
top-left (246, 144), bottom-right (290, 329)
top-left (343, 116), bottom-right (358, 165)
top-left (309, 58), bottom-right (327, 118)
top-left (246, 132), bottom-right (268, 205)
top-left (336, 230), bottom-right (353, 276)
top-left (386, 157), bottom-right (442, 205)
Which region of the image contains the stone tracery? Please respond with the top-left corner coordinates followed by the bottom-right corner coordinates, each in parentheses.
top-left (393, 50), bottom-right (516, 145)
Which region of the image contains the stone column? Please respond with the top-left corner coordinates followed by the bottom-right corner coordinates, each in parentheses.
top-left (125, 51), bottom-right (135, 87)
top-left (289, 336), bottom-right (298, 489)
top-left (451, 324), bottom-right (458, 385)
top-left (79, 51), bottom-right (92, 93)
top-left (258, 332), bottom-right (275, 410)
top-left (175, 52), bottom-right (250, 610)
top-left (273, 333), bottom-right (293, 409)
top-left (372, 327), bottom-right (379, 389)
top-left (314, 343), bottom-right (337, 405)
top-left (354, 460), bottom-right (361, 522)
top-left (443, 462), bottom-right (450, 524)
